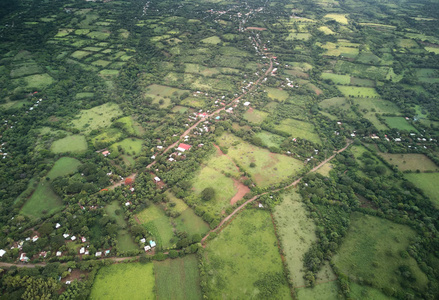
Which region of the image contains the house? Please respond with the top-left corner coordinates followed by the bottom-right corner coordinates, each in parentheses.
top-left (105, 250), bottom-right (110, 255)
top-left (243, 101), bottom-right (250, 106)
top-left (258, 203), bottom-right (264, 208)
top-left (81, 236), bottom-right (87, 243)
top-left (66, 281), bottom-right (71, 285)
top-left (79, 247), bottom-right (85, 254)
top-left (63, 234), bottom-right (70, 239)
top-left (151, 155), bottom-right (156, 160)
top-left (177, 143), bottom-right (191, 152)
top-left (149, 240), bottom-right (156, 247)
top-left (55, 223), bottom-right (61, 229)
top-left (85, 250), bottom-right (89, 255)
top-left (71, 236), bottom-right (76, 241)
top-left (56, 251), bottom-right (62, 257)
top-left (154, 176), bottom-right (161, 183)
top-left (144, 245), bottom-right (151, 252)
top-left (20, 253), bottom-right (29, 262)
top-left (95, 252), bottom-right (102, 257)
top-left (140, 238), bottom-right (146, 243)
top-left (0, 249), bottom-right (6, 257)
top-left (32, 235), bottom-right (39, 242)
top-left (102, 151), bottom-right (110, 157)
top-left (125, 201), bottom-right (131, 206)
top-left (39, 251), bottom-right (47, 258)
top-left (157, 145), bottom-right (163, 150)
top-left (168, 157), bottom-right (175, 162)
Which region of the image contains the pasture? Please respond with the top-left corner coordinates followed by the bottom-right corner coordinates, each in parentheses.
top-left (334, 61), bottom-right (389, 81)
top-left (379, 153), bottom-right (437, 172)
top-left (405, 173), bottom-right (439, 208)
top-left (10, 63), bottom-right (41, 78)
top-left (266, 87), bottom-right (289, 101)
top-left (349, 282), bottom-right (392, 300)
top-left (321, 73), bottom-right (351, 85)
top-left (318, 26), bottom-right (335, 35)
top-left (217, 133), bottom-right (304, 187)
top-left (105, 201), bottom-right (138, 252)
top-left (20, 182), bottom-right (62, 218)
top-left (315, 163), bottom-right (333, 177)
top-left (296, 282), bottom-right (339, 300)
top-left (319, 97), bottom-right (350, 111)
top-left (110, 138), bottom-right (143, 156)
top-left (70, 102), bottom-right (123, 134)
top-left (204, 209), bottom-right (291, 299)
top-left (324, 13), bottom-right (348, 24)
top-left (336, 86), bottom-right (379, 98)
top-left (277, 118), bottom-right (321, 144)
top-left (273, 191), bottom-right (317, 287)
top-left (154, 255), bottom-right (202, 300)
top-left (90, 263), bottom-right (155, 300)
top-left (46, 157), bottom-right (81, 179)
top-left (351, 98), bottom-right (400, 114)
top-left (286, 33), bottom-right (311, 41)
top-left (175, 208), bottom-right (210, 237)
top-left (136, 204), bottom-right (175, 249)
top-left (207, 148), bottom-right (241, 178)
top-left (14, 73), bottom-right (54, 89)
top-left (383, 116), bottom-right (418, 132)
top-left (333, 212), bottom-right (428, 294)
top-left (181, 96), bottom-right (205, 108)
top-left (255, 131), bottom-right (285, 148)
top-left (185, 63), bottom-right (219, 77)
top-left (51, 135), bottom-right (88, 153)
top-left (320, 43), bottom-right (359, 58)
top-left (201, 36), bottom-right (221, 44)
top-left (92, 129), bottom-right (123, 147)
top-left (243, 109), bottom-right (268, 124)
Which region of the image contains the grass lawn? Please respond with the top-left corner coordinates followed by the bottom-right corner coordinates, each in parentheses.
top-left (175, 208), bottom-right (210, 237)
top-left (70, 102), bottom-right (123, 134)
top-left (90, 263), bottom-right (155, 300)
top-left (136, 204), bottom-right (175, 249)
top-left (315, 163), bottom-right (333, 177)
top-left (337, 86), bottom-right (379, 98)
top-left (333, 212), bottom-right (428, 294)
top-left (273, 191), bottom-right (316, 287)
top-left (383, 117), bottom-right (418, 132)
top-left (266, 87), bottom-right (289, 101)
top-left (405, 173), bottom-right (439, 208)
top-left (277, 118), bottom-right (321, 144)
top-left (154, 255), bottom-right (202, 300)
top-left (20, 183), bottom-right (62, 218)
top-left (379, 153), bottom-right (438, 172)
top-left (204, 209), bottom-right (291, 299)
top-left (217, 133), bottom-right (304, 187)
top-left (255, 131), bottom-right (285, 148)
top-left (46, 157), bottom-right (81, 179)
top-left (243, 109), bottom-right (268, 124)
top-left (51, 135), bottom-right (88, 153)
top-left (296, 282), bottom-right (339, 300)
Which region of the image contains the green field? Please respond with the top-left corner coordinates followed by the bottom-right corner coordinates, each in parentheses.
top-left (383, 117), bottom-right (418, 132)
top-left (379, 153), bottom-right (438, 172)
top-left (349, 282), bottom-right (393, 300)
top-left (337, 86), bottom-right (379, 98)
top-left (185, 63), bottom-right (220, 77)
top-left (175, 208), bottom-right (210, 236)
top-left (243, 109), bottom-right (268, 124)
top-left (204, 209), bottom-right (291, 299)
top-left (318, 26), bottom-right (335, 35)
top-left (405, 173), bottom-right (439, 208)
top-left (255, 131), bottom-right (285, 148)
top-left (46, 157), bottom-right (81, 179)
top-left (10, 63), bottom-right (42, 78)
top-left (71, 50), bottom-right (92, 59)
top-left (201, 36), bottom-right (221, 44)
top-left (217, 133), bottom-right (304, 187)
top-left (286, 32), bottom-right (311, 41)
top-left (266, 87), bottom-right (289, 101)
top-left (277, 119), bottom-right (321, 144)
top-left (70, 102), bottom-right (123, 134)
top-left (105, 201), bottom-right (137, 252)
top-left (51, 135), bottom-right (88, 153)
top-left (13, 73), bottom-right (54, 89)
top-left (20, 182), bottom-right (62, 218)
top-left (92, 128), bottom-right (123, 147)
top-left (144, 84), bottom-right (189, 108)
top-left (110, 138), bottom-right (143, 157)
top-left (154, 255), bottom-right (202, 300)
top-left (296, 282), bottom-right (339, 300)
top-left (136, 204), bottom-right (175, 249)
top-left (321, 73), bottom-right (351, 85)
top-left (351, 98), bottom-right (400, 114)
top-left (273, 191), bottom-right (317, 287)
top-left (324, 13), bottom-right (348, 24)
top-left (181, 96), bottom-right (205, 108)
top-left (90, 263), bottom-right (155, 300)
top-left (319, 97), bottom-right (351, 111)
top-left (333, 212), bottom-right (428, 294)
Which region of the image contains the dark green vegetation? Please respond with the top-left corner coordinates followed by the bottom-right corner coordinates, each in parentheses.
top-left (1, 0), bottom-right (439, 298)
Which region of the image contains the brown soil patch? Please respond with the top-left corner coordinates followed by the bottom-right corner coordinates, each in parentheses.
top-left (230, 179), bottom-right (250, 205)
top-left (246, 27), bottom-right (267, 31)
top-left (61, 269), bottom-right (87, 283)
top-left (247, 107), bottom-right (254, 113)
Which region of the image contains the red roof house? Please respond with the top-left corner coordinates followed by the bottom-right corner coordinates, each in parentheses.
top-left (177, 143), bottom-right (192, 152)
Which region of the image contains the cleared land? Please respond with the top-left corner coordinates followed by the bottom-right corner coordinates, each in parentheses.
top-left (175, 208), bottom-right (210, 237)
top-left (324, 13), bottom-right (348, 24)
top-left (383, 117), bottom-right (418, 132)
top-left (46, 157), bottom-right (81, 179)
top-left (277, 119), bottom-right (321, 144)
top-left (337, 86), bottom-right (379, 98)
top-left (154, 255), bottom-right (202, 300)
top-left (379, 153), bottom-right (437, 172)
top-left (204, 209), bottom-right (291, 299)
top-left (51, 135), bottom-right (88, 153)
top-left (243, 109), bottom-right (268, 124)
top-left (321, 73), bottom-right (351, 85)
top-left (255, 131), bottom-right (285, 148)
top-left (20, 183), bottom-right (62, 218)
top-left (349, 282), bottom-right (393, 300)
top-left (144, 84), bottom-right (189, 108)
top-left (296, 282), bottom-right (339, 300)
top-left (90, 263), bottom-right (155, 300)
top-left (405, 173), bottom-right (439, 208)
top-left (70, 103), bottom-right (123, 134)
top-left (136, 204), bottom-right (175, 249)
top-left (266, 87), bottom-right (289, 101)
top-left (105, 201), bottom-right (137, 252)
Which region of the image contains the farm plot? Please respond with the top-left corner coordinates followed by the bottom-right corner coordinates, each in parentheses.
top-left (201, 36), bottom-right (221, 44)
top-left (136, 204), bottom-right (175, 249)
top-left (351, 98), bottom-right (400, 114)
top-left (10, 63), bottom-right (42, 78)
top-left (92, 128), bottom-right (123, 148)
top-left (318, 26), bottom-right (335, 35)
top-left (174, 208), bottom-right (210, 237)
top-left (379, 153), bottom-right (437, 172)
top-left (70, 102), bottom-right (123, 134)
top-left (296, 282), bottom-right (339, 300)
top-left (321, 73), bottom-right (351, 84)
top-left (51, 135), bottom-right (88, 154)
top-left (217, 133), bottom-right (304, 187)
top-left (243, 109), bottom-right (268, 124)
top-left (319, 97), bottom-right (351, 111)
top-left (266, 87), bottom-right (289, 102)
top-left (337, 86), bottom-right (379, 98)
top-left (349, 282), bottom-right (393, 300)
top-left (110, 138), bottom-right (143, 156)
top-left (405, 173), bottom-right (439, 208)
top-left (181, 97), bottom-right (205, 108)
top-left (286, 32), bottom-right (311, 41)
top-left (204, 209), bottom-right (291, 299)
top-left (255, 131), bottom-right (285, 148)
top-left (383, 116), bottom-right (418, 132)
top-left (324, 13), bottom-right (348, 24)
top-left (334, 61), bottom-right (389, 81)
top-left (144, 84), bottom-right (189, 108)
top-left (20, 182), bottom-right (62, 218)
top-left (90, 263), bottom-right (155, 300)
top-left (319, 42), bottom-right (359, 58)
top-left (273, 191), bottom-right (317, 288)
top-left (46, 157), bottom-right (81, 179)
top-left (154, 255), bottom-right (202, 300)
top-left (333, 212), bottom-right (428, 294)
top-left (277, 119), bottom-right (321, 144)
top-left (184, 63), bottom-right (219, 77)
top-left (13, 73), bottom-right (54, 89)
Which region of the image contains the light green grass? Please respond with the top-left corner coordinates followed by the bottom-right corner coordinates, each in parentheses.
top-left (136, 205), bottom-right (175, 248)
top-left (87, 31), bottom-right (110, 40)
top-left (296, 282), bottom-right (339, 300)
top-left (13, 74), bottom-right (54, 89)
top-left (266, 87), bottom-right (289, 102)
top-left (154, 255), bottom-right (202, 300)
top-left (206, 150), bottom-right (241, 178)
top-left (71, 50), bottom-right (92, 59)
top-left (243, 109), bottom-right (268, 124)
top-left (277, 119), bottom-right (321, 144)
top-left (70, 102), bottom-right (123, 134)
top-left (424, 47), bottom-right (439, 54)
top-left (349, 282), bottom-right (393, 300)
top-left (350, 77), bottom-right (375, 87)
top-left (175, 208), bottom-right (210, 237)
top-left (105, 201), bottom-right (137, 251)
top-left (205, 209), bottom-right (291, 299)
top-left (383, 117), bottom-right (418, 132)
top-left (315, 163), bottom-right (334, 177)
top-left (379, 153), bottom-right (437, 172)
top-left (337, 86), bottom-right (379, 98)
top-left (20, 183), bottom-right (62, 218)
top-left (318, 26), bottom-right (335, 35)
top-left (51, 135), bottom-right (88, 153)
top-left (110, 138), bottom-right (143, 156)
top-left (92, 60), bottom-right (111, 67)
top-left (255, 131), bottom-right (285, 148)
top-left (10, 64), bottom-right (42, 78)
top-left (286, 33), bottom-right (311, 41)
top-left (165, 191), bottom-right (188, 213)
top-left (321, 73), bottom-right (351, 85)
top-left (180, 97), bottom-right (205, 108)
top-left (333, 212), bottom-right (428, 294)
top-left (351, 98), bottom-right (400, 114)
top-left (274, 191), bottom-right (316, 287)
top-left (319, 97), bottom-right (351, 110)
top-left (47, 157), bottom-right (81, 179)
top-left (90, 263), bottom-right (155, 300)
top-left (185, 63), bottom-right (220, 77)
top-left (324, 13), bottom-right (348, 24)
top-left (92, 128), bottom-right (123, 147)
top-left (75, 92), bottom-right (94, 99)
top-left (405, 173), bottom-right (439, 208)
top-left (0, 100), bottom-right (32, 110)
top-left (144, 84), bottom-right (189, 108)
top-left (99, 69), bottom-right (119, 76)
top-left (201, 36), bottom-right (221, 44)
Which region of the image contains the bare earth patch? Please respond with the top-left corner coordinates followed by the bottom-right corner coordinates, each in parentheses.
top-left (230, 179), bottom-right (250, 205)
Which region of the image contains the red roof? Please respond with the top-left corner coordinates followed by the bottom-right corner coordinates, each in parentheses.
top-left (178, 143), bottom-right (191, 151)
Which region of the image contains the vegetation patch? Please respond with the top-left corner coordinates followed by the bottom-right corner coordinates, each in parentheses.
top-left (70, 102), bottom-right (123, 134)
top-left (92, 128), bottom-right (123, 148)
top-left (144, 84), bottom-right (189, 108)
top-left (201, 36), bottom-right (221, 44)
top-left (318, 26), bottom-right (335, 35)
top-left (405, 173), bottom-right (439, 208)
top-left (383, 116), bottom-right (418, 132)
top-left (379, 153), bottom-right (437, 172)
top-left (277, 119), bottom-right (321, 144)
top-left (336, 86), bottom-right (379, 98)
top-left (71, 50), bottom-right (92, 59)
top-left (324, 13), bottom-right (348, 24)
top-left (243, 109), bottom-right (268, 124)
top-left (296, 281), bottom-right (339, 300)
top-left (174, 208), bottom-right (210, 237)
top-left (51, 135), bottom-right (88, 153)
top-left (47, 157), bottom-right (81, 179)
top-left (110, 138), bottom-right (143, 157)
top-left (105, 201), bottom-right (137, 252)
top-left (10, 63), bottom-right (42, 78)
top-left (136, 204), bottom-right (175, 249)
top-left (255, 131), bottom-right (285, 148)
top-left (321, 73), bottom-right (351, 85)
top-left (14, 73), bottom-right (54, 89)
top-left (349, 282), bottom-right (393, 300)
top-left (286, 33), bottom-right (311, 41)
top-left (266, 87), bottom-right (289, 101)
top-left (20, 182), bottom-right (62, 218)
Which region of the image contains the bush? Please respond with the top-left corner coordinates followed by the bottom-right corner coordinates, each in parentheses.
top-left (201, 187), bottom-right (215, 201)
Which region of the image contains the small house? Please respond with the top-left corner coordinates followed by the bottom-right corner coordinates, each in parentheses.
top-left (32, 235), bottom-right (39, 242)
top-left (105, 250), bottom-right (110, 255)
top-left (71, 236), bottom-right (76, 241)
top-left (81, 236), bottom-right (87, 243)
top-left (0, 249), bottom-right (6, 257)
top-left (39, 251), bottom-right (47, 258)
top-left (95, 252), bottom-right (102, 257)
top-left (149, 240), bottom-right (156, 248)
top-left (140, 238), bottom-right (146, 243)
top-left (144, 245), bottom-right (151, 252)
top-left (20, 253), bottom-right (29, 262)
top-left (154, 176), bottom-right (161, 183)
top-left (177, 143), bottom-right (191, 152)
top-left (243, 101), bottom-right (250, 106)
top-left (125, 201), bottom-right (131, 206)
top-left (79, 247), bottom-right (85, 254)
top-left (63, 234), bottom-right (70, 239)
top-left (55, 223), bottom-right (61, 229)
top-left (56, 251), bottom-right (62, 257)
top-left (102, 151), bottom-right (110, 157)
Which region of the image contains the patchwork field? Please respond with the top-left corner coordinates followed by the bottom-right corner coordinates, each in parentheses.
top-left (51, 135), bottom-right (88, 154)
top-left (174, 208), bottom-right (210, 237)
top-left (319, 97), bottom-right (351, 111)
top-left (379, 153), bottom-right (437, 172)
top-left (154, 255), bottom-right (202, 300)
top-left (46, 157), bottom-right (81, 179)
top-left (90, 263), bottom-right (155, 300)
top-left (20, 182), bottom-right (62, 218)
top-left (110, 138), bottom-right (143, 157)
top-left (333, 212), bottom-right (428, 294)
top-left (144, 84), bottom-right (189, 108)
top-left (136, 204), bottom-right (175, 249)
top-left (349, 282), bottom-right (393, 300)
top-left (13, 73), bottom-right (54, 89)
top-left (204, 209), bottom-right (291, 299)
top-left (383, 116), bottom-right (418, 132)
top-left (405, 173), bottom-right (439, 208)
top-left (351, 98), bottom-right (400, 114)
top-left (243, 108), bottom-right (268, 124)
top-left (277, 119), bottom-right (321, 144)
top-left (337, 86), bottom-right (379, 98)
top-left (324, 13), bottom-right (348, 24)
top-left (70, 102), bottom-right (123, 134)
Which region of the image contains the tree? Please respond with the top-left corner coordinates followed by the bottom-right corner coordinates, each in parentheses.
top-left (201, 187), bottom-right (215, 201)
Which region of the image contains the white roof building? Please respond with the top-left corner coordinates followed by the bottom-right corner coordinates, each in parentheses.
top-left (95, 252), bottom-right (102, 257)
top-left (144, 245), bottom-right (151, 252)
top-left (0, 249), bottom-right (6, 257)
top-left (55, 223), bottom-right (61, 229)
top-left (63, 234), bottom-right (69, 239)
top-left (79, 247), bottom-right (85, 254)
top-left (56, 251), bottom-right (62, 257)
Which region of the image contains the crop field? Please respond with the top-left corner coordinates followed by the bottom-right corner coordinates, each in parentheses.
top-left (277, 118), bottom-right (321, 144)
top-left (217, 133), bottom-right (304, 187)
top-left (286, 32), bottom-right (311, 41)
top-left (296, 282), bottom-right (339, 300)
top-left (207, 149), bottom-right (241, 178)
top-left (266, 87), bottom-right (289, 101)
top-left (70, 103), bottom-right (123, 134)
top-left (114, 116), bottom-right (137, 135)
top-left (398, 39), bottom-right (419, 48)
top-left (383, 116), bottom-right (418, 132)
top-left (379, 153), bottom-right (438, 172)
top-left (90, 263), bottom-right (155, 300)
top-left (350, 77), bottom-right (375, 87)
top-left (185, 63), bottom-right (219, 77)
top-left (51, 135), bottom-right (88, 153)
top-left (273, 191), bottom-right (316, 287)
top-left (92, 129), bottom-right (123, 147)
top-left (136, 204), bottom-right (175, 249)
top-left (255, 131), bottom-right (285, 148)
top-left (243, 108), bottom-right (268, 124)
top-left (172, 105), bottom-right (190, 113)
top-left (175, 208), bottom-right (210, 236)
top-left (46, 157), bottom-right (81, 179)
top-left (349, 282), bottom-right (392, 300)
top-left (204, 209), bottom-right (291, 299)
top-left (321, 73), bottom-right (350, 84)
top-left (363, 113), bottom-right (388, 130)
top-left (337, 86), bottom-right (379, 98)
top-left (333, 212), bottom-right (428, 294)
top-left (71, 50), bottom-right (92, 59)
top-left (154, 255), bottom-right (202, 300)
top-left (315, 163), bottom-right (333, 177)
top-left (10, 63), bottom-right (42, 78)
top-left (320, 43), bottom-right (359, 58)
top-left (324, 13), bottom-right (348, 24)
top-left (20, 182), bottom-right (62, 218)
top-left (13, 73), bottom-right (54, 89)
top-left (405, 173), bottom-right (439, 208)
top-left (110, 138), bottom-right (143, 157)
top-left (318, 26), bottom-right (335, 35)
top-left (425, 47), bottom-right (439, 54)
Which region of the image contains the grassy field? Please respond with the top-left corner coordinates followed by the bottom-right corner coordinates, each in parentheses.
top-left (321, 73), bottom-right (351, 85)
top-left (379, 153), bottom-right (438, 172)
top-left (318, 26), bottom-right (335, 35)
top-left (181, 96), bottom-right (205, 108)
top-left (255, 131), bottom-right (285, 148)
top-left (383, 117), bottom-right (418, 132)
top-left (286, 33), bottom-right (311, 41)
top-left (201, 36), bottom-right (221, 44)
top-left (110, 138), bottom-right (143, 156)
top-left (337, 86), bottom-right (379, 98)
top-left (51, 135), bottom-right (88, 153)
top-left (319, 97), bottom-right (350, 111)
top-left (92, 128), bottom-right (123, 147)
top-left (333, 212), bottom-right (428, 294)
top-left (324, 13), bottom-right (348, 24)
top-left (334, 61), bottom-right (389, 81)
top-left (90, 263), bottom-right (155, 300)
top-left (13, 73), bottom-right (54, 89)
top-left (154, 255), bottom-right (202, 300)
top-left (273, 191), bottom-right (316, 287)
top-left (351, 98), bottom-right (400, 114)
top-left (20, 182), bottom-right (62, 218)
top-left (70, 102), bottom-right (123, 134)
top-left (144, 84), bottom-right (189, 107)
top-left (105, 201), bottom-right (137, 252)
top-left (266, 87), bottom-right (289, 101)
top-left (243, 109), bottom-right (268, 124)
top-left (349, 282), bottom-right (393, 300)
top-left (206, 149), bottom-right (241, 178)
top-left (185, 63), bottom-right (219, 77)
top-left (136, 204), bottom-right (175, 249)
top-left (351, 78), bottom-right (375, 87)
top-left (315, 163), bottom-right (333, 177)
top-left (405, 173), bottom-right (439, 208)
top-left (175, 208), bottom-right (210, 236)
top-left (10, 63), bottom-right (42, 78)
top-left (217, 133), bottom-right (304, 187)
top-left (46, 157), bottom-right (81, 179)
top-left (296, 282), bottom-right (339, 300)
top-left (277, 119), bottom-right (321, 144)
top-left (204, 209), bottom-right (291, 299)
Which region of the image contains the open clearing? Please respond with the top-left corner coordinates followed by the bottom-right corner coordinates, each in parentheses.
top-left (105, 201), bottom-right (137, 252)
top-left (351, 98), bottom-right (400, 114)
top-left (266, 87), bottom-right (289, 101)
top-left (110, 138), bottom-right (143, 157)
top-left (20, 183), bottom-right (62, 218)
top-left (154, 255), bottom-right (202, 300)
top-left (349, 282), bottom-right (393, 300)
top-left (175, 208), bottom-right (210, 237)
top-left (70, 102), bottom-right (123, 134)
top-left (405, 173), bottom-right (439, 208)
top-left (379, 153), bottom-right (438, 172)
top-left (277, 119), bottom-right (321, 144)
top-left (333, 212), bottom-right (428, 294)
top-left (204, 209), bottom-right (291, 299)
top-left (321, 73), bottom-right (351, 84)
top-left (90, 263), bottom-right (155, 300)
top-left (144, 84), bottom-right (189, 108)
top-left (243, 109), bottom-right (268, 124)
top-left (296, 282), bottom-right (339, 300)
top-left (273, 191), bottom-right (316, 287)
top-left (51, 135), bottom-right (88, 153)
top-left (255, 131), bottom-right (285, 148)
top-left (337, 86), bottom-right (379, 98)
top-left (46, 157), bottom-right (81, 179)
top-left (136, 204), bottom-right (175, 249)
top-left (13, 73), bottom-right (54, 89)
top-left (383, 116), bottom-right (418, 132)
top-left (324, 13), bottom-right (348, 24)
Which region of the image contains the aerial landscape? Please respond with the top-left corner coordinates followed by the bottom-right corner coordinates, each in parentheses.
top-left (0, 0), bottom-right (439, 298)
